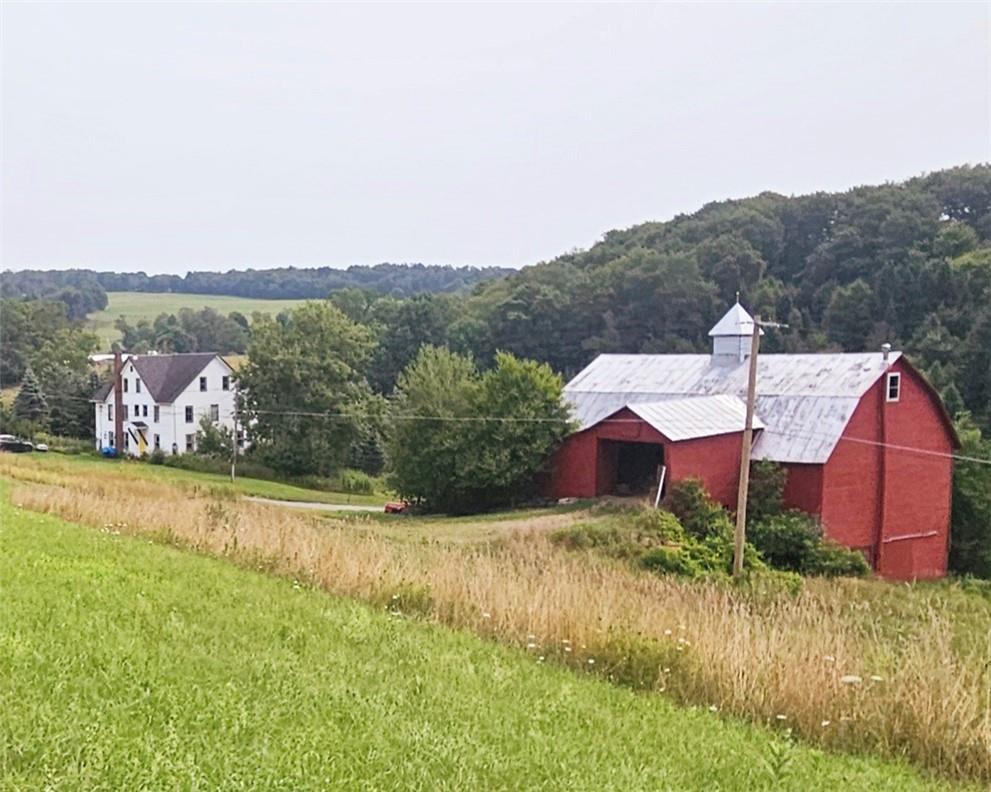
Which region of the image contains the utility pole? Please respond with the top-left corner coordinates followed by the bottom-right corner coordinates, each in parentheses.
top-left (733, 314), bottom-right (787, 579)
top-left (230, 393), bottom-right (238, 483)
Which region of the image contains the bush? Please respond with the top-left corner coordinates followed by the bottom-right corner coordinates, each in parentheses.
top-left (949, 416), bottom-right (991, 579)
top-left (641, 546), bottom-right (706, 578)
top-left (338, 468), bottom-right (375, 495)
top-left (806, 541), bottom-right (870, 578)
top-left (748, 511), bottom-right (822, 571)
top-left (665, 479), bottom-right (733, 539)
top-left (148, 448), bottom-right (166, 465)
top-left (747, 460), bottom-right (788, 523)
top-left (749, 511), bottom-right (869, 577)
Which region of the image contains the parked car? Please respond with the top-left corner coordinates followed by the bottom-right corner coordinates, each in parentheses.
top-left (35, 443), bottom-right (49, 452)
top-left (0, 435), bottom-right (34, 453)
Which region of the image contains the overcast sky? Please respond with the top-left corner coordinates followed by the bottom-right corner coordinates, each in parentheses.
top-left (2, 2), bottom-right (989, 275)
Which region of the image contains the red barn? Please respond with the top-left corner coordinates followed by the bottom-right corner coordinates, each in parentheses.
top-left (547, 303), bottom-right (959, 580)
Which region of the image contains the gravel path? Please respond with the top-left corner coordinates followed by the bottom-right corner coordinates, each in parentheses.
top-left (244, 496), bottom-right (383, 513)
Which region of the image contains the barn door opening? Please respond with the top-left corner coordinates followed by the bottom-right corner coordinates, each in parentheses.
top-left (600, 440), bottom-right (664, 496)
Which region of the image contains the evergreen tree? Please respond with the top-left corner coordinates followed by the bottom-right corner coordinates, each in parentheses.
top-left (13, 366), bottom-right (49, 428)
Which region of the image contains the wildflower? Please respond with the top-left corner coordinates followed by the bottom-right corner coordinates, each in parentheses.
top-left (564, 646), bottom-right (572, 653)
top-left (664, 629), bottom-right (672, 636)
top-left (526, 642), bottom-right (537, 650)
top-left (587, 658), bottom-right (595, 665)
top-left (482, 612), bottom-right (491, 619)
top-left (775, 715), bottom-right (787, 721)
top-left (527, 634), bottom-right (536, 641)
top-left (869, 675), bottom-right (884, 683)
top-left (840, 675), bottom-right (862, 685)
top-left (538, 656), bottom-right (545, 662)
top-left (662, 667), bottom-right (670, 674)
top-left (821, 720), bottom-right (831, 727)
top-left (708, 705), bottom-right (718, 712)
top-left (823, 655), bottom-right (836, 663)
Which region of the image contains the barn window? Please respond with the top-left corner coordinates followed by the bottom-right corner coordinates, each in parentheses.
top-left (886, 372), bottom-right (901, 403)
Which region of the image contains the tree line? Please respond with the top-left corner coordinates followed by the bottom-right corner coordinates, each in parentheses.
top-left (0, 262), bottom-right (513, 304)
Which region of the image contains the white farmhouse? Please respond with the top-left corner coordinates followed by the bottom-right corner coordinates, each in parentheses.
top-left (92, 353), bottom-right (238, 456)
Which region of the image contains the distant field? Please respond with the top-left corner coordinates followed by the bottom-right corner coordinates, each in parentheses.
top-left (86, 291), bottom-right (310, 346)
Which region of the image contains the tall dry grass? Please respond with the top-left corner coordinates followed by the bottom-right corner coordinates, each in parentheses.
top-left (3, 457), bottom-right (989, 783)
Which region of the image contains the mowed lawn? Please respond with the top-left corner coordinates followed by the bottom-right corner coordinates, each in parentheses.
top-left (0, 495), bottom-right (967, 791)
top-left (87, 291), bottom-right (310, 345)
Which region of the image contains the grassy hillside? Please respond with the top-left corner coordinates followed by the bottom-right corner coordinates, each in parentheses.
top-left (3, 453), bottom-right (988, 784)
top-left (0, 489), bottom-right (965, 790)
top-left (86, 291), bottom-right (309, 345)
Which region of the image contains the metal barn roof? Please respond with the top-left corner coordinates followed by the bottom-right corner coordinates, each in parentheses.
top-left (708, 302), bottom-right (764, 337)
top-left (626, 395), bottom-right (765, 442)
top-left (564, 352), bottom-right (902, 464)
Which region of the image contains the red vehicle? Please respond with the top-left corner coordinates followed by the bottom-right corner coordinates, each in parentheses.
top-left (384, 500), bottom-right (410, 514)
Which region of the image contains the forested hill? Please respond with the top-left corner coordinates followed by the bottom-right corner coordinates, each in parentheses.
top-left (0, 262), bottom-right (513, 307)
top-left (460, 165), bottom-right (991, 427)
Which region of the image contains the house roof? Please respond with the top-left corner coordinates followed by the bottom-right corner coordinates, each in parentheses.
top-left (91, 353), bottom-right (227, 404)
top-left (625, 395), bottom-right (764, 442)
top-left (564, 352), bottom-right (904, 464)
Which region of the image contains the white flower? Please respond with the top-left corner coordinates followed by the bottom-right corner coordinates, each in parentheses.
top-left (775, 714), bottom-right (787, 721)
top-left (482, 612), bottom-right (491, 619)
top-left (823, 655), bottom-right (836, 663)
top-left (587, 658), bottom-right (595, 665)
top-left (526, 642), bottom-right (537, 649)
top-left (840, 675), bottom-right (862, 685)
top-left (708, 705), bottom-right (718, 712)
top-left (664, 629), bottom-right (672, 636)
top-left (538, 656), bottom-right (545, 662)
top-left (869, 675), bottom-right (884, 683)
top-left (564, 646), bottom-right (572, 653)
top-left (821, 720), bottom-right (831, 727)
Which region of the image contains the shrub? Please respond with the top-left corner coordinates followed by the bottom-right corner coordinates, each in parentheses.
top-left (748, 511), bottom-right (822, 571)
top-left (750, 511), bottom-right (869, 577)
top-left (747, 460), bottom-right (788, 523)
top-left (641, 546), bottom-right (706, 578)
top-left (806, 541), bottom-right (870, 578)
top-left (148, 448), bottom-right (166, 465)
top-left (665, 479), bottom-right (733, 539)
top-left (552, 511), bottom-right (683, 561)
top-left (949, 416), bottom-right (991, 579)
top-left (630, 508), bottom-right (686, 544)
top-left (338, 468), bottom-right (375, 495)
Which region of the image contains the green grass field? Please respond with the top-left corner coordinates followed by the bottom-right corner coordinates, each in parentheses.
top-left (0, 490), bottom-right (965, 791)
top-left (86, 291), bottom-right (310, 345)
top-left (21, 452), bottom-right (389, 507)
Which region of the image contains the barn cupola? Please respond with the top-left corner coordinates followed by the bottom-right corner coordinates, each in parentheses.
top-left (709, 301), bottom-right (763, 364)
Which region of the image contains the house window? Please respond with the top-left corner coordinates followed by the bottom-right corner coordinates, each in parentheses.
top-left (124, 433), bottom-right (130, 450)
top-left (142, 405), bottom-right (148, 418)
top-left (153, 405), bottom-right (160, 423)
top-left (185, 433), bottom-right (195, 452)
top-left (185, 405), bottom-right (194, 423)
top-left (107, 431), bottom-right (114, 447)
top-left (136, 379), bottom-right (141, 394)
top-left (222, 375), bottom-right (230, 391)
top-left (200, 376), bottom-right (207, 392)
top-left (210, 404), bottom-right (219, 422)
top-left (122, 405), bottom-right (128, 420)
top-left (886, 372), bottom-right (901, 403)
top-left (123, 378), bottom-right (129, 393)
top-left (154, 434), bottom-right (161, 450)
top-left (107, 404), bottom-right (113, 420)
top-left (236, 429), bottom-right (245, 448)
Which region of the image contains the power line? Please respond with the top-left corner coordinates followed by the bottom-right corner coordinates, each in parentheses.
top-left (22, 391), bottom-right (991, 466)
